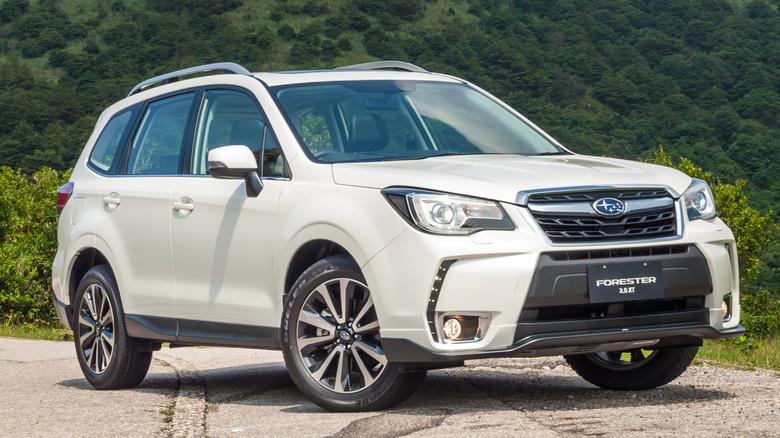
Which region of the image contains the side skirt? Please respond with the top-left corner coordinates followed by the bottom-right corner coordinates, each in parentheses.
top-left (125, 314), bottom-right (281, 349)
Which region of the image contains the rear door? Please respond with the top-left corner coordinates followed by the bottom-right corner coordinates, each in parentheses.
top-left (93, 91), bottom-right (197, 318)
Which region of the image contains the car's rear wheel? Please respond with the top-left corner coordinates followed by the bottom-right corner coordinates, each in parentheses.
top-left (73, 265), bottom-right (152, 389)
top-left (282, 255), bottom-right (425, 411)
top-left (564, 346), bottom-right (699, 390)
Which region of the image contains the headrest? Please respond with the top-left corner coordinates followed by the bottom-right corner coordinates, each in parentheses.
top-left (230, 119), bottom-right (263, 151)
top-left (347, 113), bottom-right (388, 153)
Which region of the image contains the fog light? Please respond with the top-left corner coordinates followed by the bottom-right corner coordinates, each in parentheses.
top-left (438, 313), bottom-right (491, 343)
top-left (442, 318), bottom-right (462, 340)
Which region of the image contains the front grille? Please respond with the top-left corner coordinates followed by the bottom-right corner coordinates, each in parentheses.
top-left (527, 189), bottom-right (677, 243)
top-left (521, 297), bottom-right (706, 322)
top-left (547, 244), bottom-right (689, 261)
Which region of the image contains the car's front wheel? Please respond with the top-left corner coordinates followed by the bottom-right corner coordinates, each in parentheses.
top-left (282, 255), bottom-right (425, 411)
top-left (564, 346), bottom-right (699, 390)
top-left (73, 265), bottom-right (152, 389)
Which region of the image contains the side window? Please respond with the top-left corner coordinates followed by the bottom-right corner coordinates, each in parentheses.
top-left (192, 89), bottom-right (271, 175)
top-left (127, 93), bottom-right (195, 175)
top-left (89, 108), bottom-right (135, 174)
top-left (300, 109), bottom-right (333, 154)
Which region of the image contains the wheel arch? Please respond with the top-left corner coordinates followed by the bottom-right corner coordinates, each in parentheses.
top-left (284, 239), bottom-right (355, 300)
top-left (279, 218), bottom-right (403, 326)
top-left (68, 248), bottom-right (111, 317)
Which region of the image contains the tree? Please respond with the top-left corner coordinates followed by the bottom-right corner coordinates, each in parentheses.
top-left (736, 88), bottom-right (780, 127)
top-left (0, 0), bottom-right (29, 24)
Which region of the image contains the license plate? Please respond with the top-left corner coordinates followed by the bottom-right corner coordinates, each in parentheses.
top-left (587, 261), bottom-right (664, 303)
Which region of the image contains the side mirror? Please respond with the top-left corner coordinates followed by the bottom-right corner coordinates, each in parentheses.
top-left (208, 145), bottom-right (263, 197)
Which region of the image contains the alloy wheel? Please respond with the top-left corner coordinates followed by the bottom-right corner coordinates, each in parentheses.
top-left (77, 284), bottom-right (115, 375)
top-left (295, 278), bottom-right (386, 393)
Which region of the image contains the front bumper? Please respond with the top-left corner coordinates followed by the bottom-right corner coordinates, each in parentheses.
top-left (364, 204), bottom-right (741, 363)
top-left (50, 289), bottom-right (72, 330)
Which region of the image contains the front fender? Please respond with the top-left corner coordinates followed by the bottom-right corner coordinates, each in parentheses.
top-left (277, 183), bottom-right (407, 320)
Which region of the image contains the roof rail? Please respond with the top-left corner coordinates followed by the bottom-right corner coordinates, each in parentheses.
top-left (127, 62), bottom-right (252, 97)
top-left (336, 60), bottom-right (429, 74)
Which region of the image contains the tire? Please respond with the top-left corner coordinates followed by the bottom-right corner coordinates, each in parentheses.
top-left (282, 255), bottom-right (425, 412)
top-left (73, 265), bottom-right (152, 389)
top-left (564, 346), bottom-right (699, 390)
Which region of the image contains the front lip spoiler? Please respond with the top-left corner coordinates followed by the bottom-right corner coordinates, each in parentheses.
top-left (382, 323), bottom-right (745, 363)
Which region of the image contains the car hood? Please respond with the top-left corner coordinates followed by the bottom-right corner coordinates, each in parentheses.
top-left (331, 154), bottom-right (692, 204)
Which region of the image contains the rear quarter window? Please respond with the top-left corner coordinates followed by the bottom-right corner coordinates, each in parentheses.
top-left (89, 107), bottom-right (137, 174)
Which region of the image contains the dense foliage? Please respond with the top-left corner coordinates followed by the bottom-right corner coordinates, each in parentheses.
top-left (0, 0), bottom-right (778, 331)
top-left (0, 167), bottom-right (69, 323)
top-left (0, 0), bottom-right (777, 187)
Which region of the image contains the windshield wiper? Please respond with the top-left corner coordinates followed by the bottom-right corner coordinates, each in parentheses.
top-left (533, 151), bottom-right (570, 156)
top-left (380, 151), bottom-right (472, 161)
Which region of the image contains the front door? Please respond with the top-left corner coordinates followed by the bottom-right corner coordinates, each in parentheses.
top-left (171, 89), bottom-right (283, 327)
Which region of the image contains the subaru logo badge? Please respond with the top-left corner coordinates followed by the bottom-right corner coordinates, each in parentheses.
top-left (592, 198), bottom-right (625, 216)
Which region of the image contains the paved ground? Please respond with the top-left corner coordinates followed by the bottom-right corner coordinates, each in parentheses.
top-left (1, 337), bottom-right (778, 437)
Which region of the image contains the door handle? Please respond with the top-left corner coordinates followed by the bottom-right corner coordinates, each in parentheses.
top-left (172, 198), bottom-right (195, 213)
top-left (103, 193), bottom-right (120, 207)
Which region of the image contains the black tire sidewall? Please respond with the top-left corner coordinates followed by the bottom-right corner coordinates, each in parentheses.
top-left (565, 346), bottom-right (699, 390)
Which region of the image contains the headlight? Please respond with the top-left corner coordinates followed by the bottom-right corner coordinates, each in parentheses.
top-left (382, 189), bottom-right (514, 235)
top-left (683, 178), bottom-right (716, 221)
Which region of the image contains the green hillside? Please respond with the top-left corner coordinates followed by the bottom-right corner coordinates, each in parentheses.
top-left (0, 0), bottom-right (779, 286)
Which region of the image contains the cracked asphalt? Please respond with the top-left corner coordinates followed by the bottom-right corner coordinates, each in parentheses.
top-left (1, 337), bottom-right (778, 437)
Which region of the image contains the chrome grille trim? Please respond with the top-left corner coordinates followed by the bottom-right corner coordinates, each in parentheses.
top-left (516, 185), bottom-right (681, 206)
top-left (523, 188), bottom-right (680, 244)
top-left (527, 197), bottom-right (674, 216)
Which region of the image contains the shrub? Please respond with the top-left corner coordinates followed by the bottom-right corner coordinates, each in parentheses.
top-left (740, 289), bottom-right (780, 340)
top-left (0, 167), bottom-right (70, 324)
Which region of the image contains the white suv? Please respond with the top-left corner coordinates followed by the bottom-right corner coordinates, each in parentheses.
top-left (52, 61), bottom-right (744, 411)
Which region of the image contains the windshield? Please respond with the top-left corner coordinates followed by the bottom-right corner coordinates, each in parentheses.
top-left (273, 81), bottom-right (565, 163)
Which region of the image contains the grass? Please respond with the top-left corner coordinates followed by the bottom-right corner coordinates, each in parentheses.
top-left (0, 322), bottom-right (71, 341)
top-left (697, 338), bottom-right (780, 371)
top-left (160, 407), bottom-right (175, 423)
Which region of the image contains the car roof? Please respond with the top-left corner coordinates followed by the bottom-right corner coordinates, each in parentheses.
top-left (127, 61), bottom-right (464, 97)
